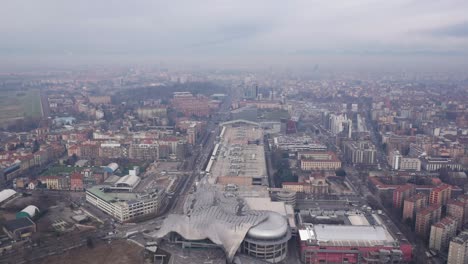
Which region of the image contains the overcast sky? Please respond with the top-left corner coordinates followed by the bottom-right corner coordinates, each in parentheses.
top-left (1, 0), bottom-right (468, 69)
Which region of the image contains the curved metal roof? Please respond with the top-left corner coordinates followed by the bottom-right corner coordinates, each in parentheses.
top-left (247, 211), bottom-right (288, 240)
top-left (154, 184), bottom-right (291, 262)
top-left (20, 205), bottom-right (39, 217)
top-left (0, 189), bottom-right (16, 203)
top-left (106, 163), bottom-right (119, 172)
top-left (115, 174), bottom-right (140, 187)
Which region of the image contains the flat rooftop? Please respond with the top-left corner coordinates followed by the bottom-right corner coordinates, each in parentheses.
top-left (299, 224), bottom-right (396, 247)
top-left (86, 186), bottom-right (141, 203)
top-left (208, 123), bottom-right (267, 185)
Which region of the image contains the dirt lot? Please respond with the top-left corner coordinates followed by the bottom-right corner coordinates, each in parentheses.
top-left (36, 240), bottom-right (145, 264)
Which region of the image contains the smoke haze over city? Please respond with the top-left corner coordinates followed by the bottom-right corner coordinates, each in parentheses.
top-left (1, 1), bottom-right (468, 70)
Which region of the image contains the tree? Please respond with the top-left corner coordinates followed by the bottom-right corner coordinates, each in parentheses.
top-left (86, 237), bottom-right (95, 249)
top-left (335, 168), bottom-right (346, 177)
top-left (404, 217), bottom-right (413, 230)
top-left (32, 140), bottom-right (40, 153)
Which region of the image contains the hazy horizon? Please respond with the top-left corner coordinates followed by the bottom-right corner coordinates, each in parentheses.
top-left (2, 1), bottom-right (468, 70)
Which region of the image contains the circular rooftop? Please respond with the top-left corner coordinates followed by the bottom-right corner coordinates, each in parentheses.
top-left (247, 212), bottom-right (288, 240)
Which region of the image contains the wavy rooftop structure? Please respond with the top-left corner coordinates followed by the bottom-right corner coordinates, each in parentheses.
top-left (154, 184), bottom-right (290, 263)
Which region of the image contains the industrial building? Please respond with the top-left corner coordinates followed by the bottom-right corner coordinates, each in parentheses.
top-left (298, 211), bottom-right (412, 264)
top-left (103, 162), bottom-right (119, 174)
top-left (2, 217), bottom-right (36, 241)
top-left (111, 174), bottom-right (141, 191)
top-left (0, 189), bottom-right (17, 206)
top-left (16, 205), bottom-right (39, 219)
top-left (85, 186), bottom-right (166, 222)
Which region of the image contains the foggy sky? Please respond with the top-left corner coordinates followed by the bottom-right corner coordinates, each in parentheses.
top-left (1, 0), bottom-right (468, 69)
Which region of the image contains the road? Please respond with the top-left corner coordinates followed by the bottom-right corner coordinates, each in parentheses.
top-left (115, 95), bottom-right (232, 236)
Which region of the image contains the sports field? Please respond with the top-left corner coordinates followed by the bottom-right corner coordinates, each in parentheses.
top-left (0, 89), bottom-right (43, 125)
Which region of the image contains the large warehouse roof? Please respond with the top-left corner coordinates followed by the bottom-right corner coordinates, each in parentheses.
top-left (115, 174), bottom-right (141, 188)
top-left (299, 224), bottom-right (396, 247)
top-left (0, 189), bottom-right (16, 204)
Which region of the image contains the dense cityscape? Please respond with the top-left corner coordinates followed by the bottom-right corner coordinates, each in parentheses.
top-left (1, 1), bottom-right (468, 264)
top-left (0, 68), bottom-right (466, 264)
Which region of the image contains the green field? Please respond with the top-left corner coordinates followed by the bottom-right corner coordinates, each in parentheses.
top-left (0, 89), bottom-right (42, 125)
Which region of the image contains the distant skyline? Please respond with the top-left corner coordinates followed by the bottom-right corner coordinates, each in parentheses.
top-left (1, 0), bottom-right (468, 70)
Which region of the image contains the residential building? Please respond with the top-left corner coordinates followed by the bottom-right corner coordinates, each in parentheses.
top-left (393, 184), bottom-right (415, 210)
top-left (447, 199), bottom-right (466, 230)
top-left (448, 231), bottom-right (468, 264)
top-left (342, 141), bottom-right (377, 165)
top-left (400, 158), bottom-right (421, 171)
top-left (70, 172), bottom-right (84, 191)
top-left (99, 143), bottom-right (127, 159)
top-left (429, 217), bottom-right (458, 252)
top-left (129, 143), bottom-right (159, 161)
top-left (79, 141), bottom-right (100, 159)
top-left (415, 204), bottom-right (442, 238)
top-left (402, 193), bottom-right (428, 222)
top-left (430, 184), bottom-right (452, 206)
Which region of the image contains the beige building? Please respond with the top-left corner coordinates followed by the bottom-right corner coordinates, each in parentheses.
top-left (282, 182), bottom-right (304, 193)
top-left (299, 152), bottom-right (341, 171)
top-left (402, 193), bottom-right (428, 222)
top-left (300, 159), bottom-right (342, 171)
top-left (429, 217), bottom-right (458, 252)
top-left (415, 204), bottom-right (441, 238)
top-left (447, 199), bottom-right (466, 230)
top-left (400, 157), bottom-right (421, 171)
top-left (448, 231), bottom-right (468, 264)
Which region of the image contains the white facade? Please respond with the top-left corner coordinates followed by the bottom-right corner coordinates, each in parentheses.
top-left (85, 187), bottom-right (165, 222)
top-left (400, 158), bottom-right (421, 171)
top-left (389, 150), bottom-right (402, 170)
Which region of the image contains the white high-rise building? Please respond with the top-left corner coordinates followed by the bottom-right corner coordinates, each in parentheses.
top-left (389, 150), bottom-right (403, 170)
top-left (329, 113), bottom-right (352, 138)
